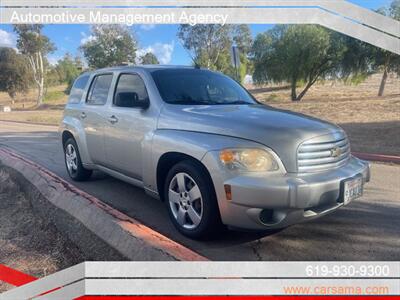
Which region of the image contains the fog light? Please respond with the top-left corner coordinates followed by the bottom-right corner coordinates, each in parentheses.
top-left (224, 184), bottom-right (232, 200)
top-left (259, 209), bottom-right (274, 224)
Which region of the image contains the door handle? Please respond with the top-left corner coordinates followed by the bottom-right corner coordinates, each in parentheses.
top-left (108, 115), bottom-right (118, 124)
top-left (80, 112), bottom-right (86, 119)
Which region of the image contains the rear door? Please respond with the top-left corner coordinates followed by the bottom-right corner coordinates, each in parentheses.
top-left (103, 72), bottom-right (155, 180)
top-left (82, 73), bottom-right (114, 165)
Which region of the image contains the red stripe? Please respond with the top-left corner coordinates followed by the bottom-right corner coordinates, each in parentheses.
top-left (0, 264), bottom-right (37, 286)
top-left (352, 152), bottom-right (400, 164)
top-left (75, 297), bottom-right (399, 300)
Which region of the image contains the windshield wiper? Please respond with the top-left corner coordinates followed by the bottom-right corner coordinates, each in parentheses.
top-left (170, 100), bottom-right (252, 105)
top-left (223, 100), bottom-right (252, 105)
top-left (171, 99), bottom-right (213, 105)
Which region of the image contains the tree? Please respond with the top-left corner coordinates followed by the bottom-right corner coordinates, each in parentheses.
top-left (233, 25), bottom-right (253, 81)
top-left (233, 25), bottom-right (253, 55)
top-left (45, 53), bottom-right (83, 92)
top-left (140, 52), bottom-right (159, 64)
top-left (177, 24), bottom-right (253, 81)
top-left (74, 56), bottom-right (84, 71)
top-left (0, 47), bottom-right (31, 102)
top-left (13, 25), bottom-right (55, 106)
top-left (251, 32), bottom-right (273, 84)
top-left (336, 34), bottom-right (375, 85)
top-left (374, 0), bottom-right (400, 96)
top-left (81, 25), bottom-right (137, 69)
top-left (252, 25), bottom-right (346, 101)
top-left (178, 24), bottom-right (232, 69)
top-left (56, 53), bottom-right (82, 91)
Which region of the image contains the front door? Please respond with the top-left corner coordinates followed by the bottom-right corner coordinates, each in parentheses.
top-left (103, 73), bottom-right (155, 180)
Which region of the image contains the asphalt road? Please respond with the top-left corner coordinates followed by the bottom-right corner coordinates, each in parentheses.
top-left (0, 120), bottom-right (399, 261)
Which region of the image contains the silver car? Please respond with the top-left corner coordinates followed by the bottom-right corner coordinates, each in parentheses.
top-left (60, 65), bottom-right (370, 239)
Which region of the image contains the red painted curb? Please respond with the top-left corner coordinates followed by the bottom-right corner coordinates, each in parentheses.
top-left (0, 265), bottom-right (37, 287)
top-left (352, 152), bottom-right (400, 164)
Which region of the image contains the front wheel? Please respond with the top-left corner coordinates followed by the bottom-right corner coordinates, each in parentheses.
top-left (164, 160), bottom-right (222, 239)
top-left (64, 138), bottom-right (92, 181)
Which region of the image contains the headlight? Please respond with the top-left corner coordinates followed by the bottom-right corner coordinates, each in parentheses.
top-left (219, 148), bottom-right (279, 172)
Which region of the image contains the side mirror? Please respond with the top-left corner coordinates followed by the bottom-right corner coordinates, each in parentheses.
top-left (115, 92), bottom-right (149, 109)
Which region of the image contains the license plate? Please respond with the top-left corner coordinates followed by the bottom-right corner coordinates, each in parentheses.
top-left (342, 176), bottom-right (363, 205)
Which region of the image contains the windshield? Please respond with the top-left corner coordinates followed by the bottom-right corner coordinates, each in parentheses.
top-left (151, 69), bottom-right (257, 105)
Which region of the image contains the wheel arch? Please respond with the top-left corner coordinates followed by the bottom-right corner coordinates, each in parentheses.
top-left (156, 152), bottom-right (214, 202)
top-left (62, 130), bottom-right (75, 147)
top-left (144, 129), bottom-right (263, 203)
top-left (60, 116), bottom-right (92, 165)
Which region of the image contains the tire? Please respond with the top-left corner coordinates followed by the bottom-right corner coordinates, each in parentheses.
top-left (164, 160), bottom-right (222, 239)
top-left (63, 137), bottom-right (92, 181)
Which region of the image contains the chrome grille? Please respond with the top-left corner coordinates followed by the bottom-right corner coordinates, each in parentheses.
top-left (297, 133), bottom-right (351, 172)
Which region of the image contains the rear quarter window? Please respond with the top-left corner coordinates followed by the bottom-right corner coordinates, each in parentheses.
top-left (68, 75), bottom-right (90, 104)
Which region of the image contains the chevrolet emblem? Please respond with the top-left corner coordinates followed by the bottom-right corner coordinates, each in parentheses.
top-left (330, 147), bottom-right (341, 157)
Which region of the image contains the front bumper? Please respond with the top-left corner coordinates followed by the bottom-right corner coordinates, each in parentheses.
top-left (201, 153), bottom-right (370, 230)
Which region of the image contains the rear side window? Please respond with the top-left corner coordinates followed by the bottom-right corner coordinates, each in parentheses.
top-left (68, 75), bottom-right (89, 104)
top-left (87, 74), bottom-right (113, 105)
top-left (114, 74), bottom-right (149, 107)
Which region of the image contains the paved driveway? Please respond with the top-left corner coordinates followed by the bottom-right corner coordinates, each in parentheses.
top-left (0, 121), bottom-right (399, 260)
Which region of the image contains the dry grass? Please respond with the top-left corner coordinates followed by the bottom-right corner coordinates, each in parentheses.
top-left (247, 73), bottom-right (400, 155)
top-left (0, 84), bottom-right (68, 109)
top-left (0, 111), bottom-right (64, 126)
top-left (0, 85), bottom-right (67, 125)
top-left (0, 74), bottom-right (399, 155)
top-left (0, 169), bottom-right (85, 292)
top-left (0, 167), bottom-right (124, 293)
top-left (248, 73), bottom-right (400, 124)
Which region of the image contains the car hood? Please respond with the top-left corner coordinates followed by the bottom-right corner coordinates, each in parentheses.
top-left (158, 104), bottom-right (343, 172)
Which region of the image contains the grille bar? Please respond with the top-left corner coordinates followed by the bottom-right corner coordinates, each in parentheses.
top-left (298, 149), bottom-right (350, 166)
top-left (298, 144), bottom-right (350, 159)
top-left (298, 138), bottom-right (347, 152)
top-left (297, 133), bottom-right (351, 172)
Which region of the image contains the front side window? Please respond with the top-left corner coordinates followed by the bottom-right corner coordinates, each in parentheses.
top-left (151, 69), bottom-right (257, 105)
top-left (87, 74), bottom-right (113, 105)
top-left (114, 74), bottom-right (149, 108)
top-left (68, 74), bottom-right (89, 104)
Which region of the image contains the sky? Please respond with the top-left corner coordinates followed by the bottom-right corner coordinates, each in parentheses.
top-left (0, 0), bottom-right (393, 66)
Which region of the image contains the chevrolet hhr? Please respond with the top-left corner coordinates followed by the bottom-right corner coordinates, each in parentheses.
top-left (60, 66), bottom-right (370, 239)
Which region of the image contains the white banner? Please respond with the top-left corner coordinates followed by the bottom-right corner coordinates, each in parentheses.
top-left (2, 262), bottom-right (399, 299)
top-left (0, 1), bottom-right (399, 54)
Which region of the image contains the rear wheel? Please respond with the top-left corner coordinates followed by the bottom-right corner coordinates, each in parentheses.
top-left (164, 160), bottom-right (222, 239)
top-left (64, 138), bottom-right (92, 181)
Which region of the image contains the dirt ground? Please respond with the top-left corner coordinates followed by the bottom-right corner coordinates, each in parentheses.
top-left (0, 85), bottom-right (68, 110)
top-left (0, 73), bottom-right (399, 154)
top-left (247, 73), bottom-right (400, 155)
top-left (0, 85), bottom-right (66, 125)
top-left (0, 168), bottom-right (124, 293)
top-left (248, 73), bottom-right (400, 124)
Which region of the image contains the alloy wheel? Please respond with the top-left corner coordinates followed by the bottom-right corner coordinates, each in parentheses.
top-left (168, 172), bottom-right (203, 230)
top-left (65, 143), bottom-right (78, 175)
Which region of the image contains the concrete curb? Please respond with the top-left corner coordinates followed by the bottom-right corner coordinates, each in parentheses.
top-left (0, 147), bottom-right (208, 261)
top-left (352, 152), bottom-right (400, 164)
